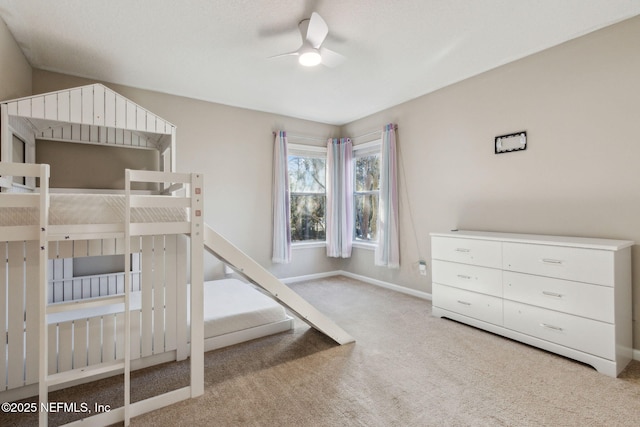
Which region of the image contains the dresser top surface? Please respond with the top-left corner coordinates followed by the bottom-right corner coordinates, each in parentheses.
top-left (430, 230), bottom-right (634, 251)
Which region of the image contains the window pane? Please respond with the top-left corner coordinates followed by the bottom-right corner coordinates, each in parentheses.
top-left (354, 193), bottom-right (378, 241)
top-left (355, 155), bottom-right (380, 192)
top-left (290, 194), bottom-right (326, 241)
top-left (288, 156), bottom-right (326, 193)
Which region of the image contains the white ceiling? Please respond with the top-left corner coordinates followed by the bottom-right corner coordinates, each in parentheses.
top-left (1, 0), bottom-right (639, 125)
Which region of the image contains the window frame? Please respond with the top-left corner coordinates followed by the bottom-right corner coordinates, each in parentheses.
top-left (287, 143), bottom-right (328, 246)
top-left (352, 139), bottom-right (382, 248)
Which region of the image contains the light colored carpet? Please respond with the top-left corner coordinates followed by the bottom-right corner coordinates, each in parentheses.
top-left (3, 276), bottom-right (639, 426)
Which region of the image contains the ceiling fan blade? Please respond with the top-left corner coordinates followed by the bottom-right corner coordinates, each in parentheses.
top-left (320, 47), bottom-right (346, 67)
top-left (306, 12), bottom-right (328, 48)
top-left (268, 51), bottom-right (300, 59)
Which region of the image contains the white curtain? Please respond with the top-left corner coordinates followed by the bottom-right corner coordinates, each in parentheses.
top-left (326, 138), bottom-right (353, 258)
top-left (375, 124), bottom-right (400, 268)
top-left (272, 131), bottom-right (291, 263)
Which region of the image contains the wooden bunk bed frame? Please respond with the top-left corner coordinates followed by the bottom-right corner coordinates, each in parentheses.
top-left (1, 84), bottom-right (354, 426)
top-left (0, 84), bottom-right (200, 426)
top-left (0, 162), bottom-right (204, 426)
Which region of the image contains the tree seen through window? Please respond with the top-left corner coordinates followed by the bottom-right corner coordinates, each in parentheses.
top-left (288, 155), bottom-right (326, 241)
top-left (354, 154), bottom-right (380, 241)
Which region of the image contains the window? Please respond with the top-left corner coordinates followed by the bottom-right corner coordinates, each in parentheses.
top-left (288, 146), bottom-right (327, 242)
top-left (353, 142), bottom-right (381, 242)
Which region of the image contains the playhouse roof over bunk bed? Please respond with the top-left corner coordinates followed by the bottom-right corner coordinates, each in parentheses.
top-left (1, 83), bottom-right (175, 155)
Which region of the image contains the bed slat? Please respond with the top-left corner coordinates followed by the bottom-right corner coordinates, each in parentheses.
top-left (7, 241), bottom-right (25, 389)
top-left (88, 317), bottom-right (102, 365)
top-left (137, 108), bottom-right (146, 132)
top-left (88, 239), bottom-right (102, 257)
top-left (164, 235), bottom-right (177, 352)
top-left (141, 236), bottom-right (153, 357)
top-left (48, 323), bottom-right (57, 375)
top-left (58, 321), bottom-right (73, 373)
top-left (58, 241), bottom-right (73, 259)
top-left (53, 258), bottom-right (64, 303)
top-left (63, 258), bottom-right (73, 301)
top-left (108, 275), bottom-right (117, 296)
top-left (31, 96), bottom-right (45, 119)
top-left (146, 112), bottom-right (156, 134)
top-left (57, 91), bottom-right (70, 122)
top-left (93, 84), bottom-right (105, 126)
top-left (103, 238), bottom-right (116, 256)
top-left (102, 315), bottom-right (116, 363)
top-left (74, 240), bottom-right (88, 257)
top-left (70, 88), bottom-right (82, 123)
top-left (115, 312), bottom-right (124, 360)
top-left (24, 241), bottom-right (40, 384)
top-left (7, 101), bottom-right (17, 115)
top-left (91, 277), bottom-right (99, 299)
top-left (45, 94), bottom-right (58, 120)
top-left (130, 310), bottom-right (141, 360)
top-left (82, 86), bottom-right (93, 125)
top-left (73, 319), bottom-right (88, 369)
top-left (176, 235), bottom-right (188, 361)
top-left (17, 99), bottom-right (31, 117)
top-left (105, 90), bottom-right (116, 128)
top-left (126, 101), bottom-right (136, 130)
top-left (0, 242), bottom-right (7, 390)
top-left (153, 235), bottom-right (165, 354)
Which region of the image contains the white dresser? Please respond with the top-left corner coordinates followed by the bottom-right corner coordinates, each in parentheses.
top-left (430, 230), bottom-right (634, 377)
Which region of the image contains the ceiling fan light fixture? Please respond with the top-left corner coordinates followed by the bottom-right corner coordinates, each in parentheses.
top-left (299, 50), bottom-right (322, 67)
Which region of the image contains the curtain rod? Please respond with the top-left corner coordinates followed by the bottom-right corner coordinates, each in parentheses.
top-left (352, 124), bottom-right (397, 140)
top-left (273, 131), bottom-right (328, 142)
top-left (274, 124), bottom-right (397, 142)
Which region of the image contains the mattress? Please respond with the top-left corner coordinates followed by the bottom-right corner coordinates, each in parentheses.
top-left (47, 279), bottom-right (288, 339)
top-left (0, 193), bottom-right (188, 226)
top-left (197, 279), bottom-right (288, 337)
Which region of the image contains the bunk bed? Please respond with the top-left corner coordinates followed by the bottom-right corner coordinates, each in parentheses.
top-left (0, 85), bottom-right (292, 426)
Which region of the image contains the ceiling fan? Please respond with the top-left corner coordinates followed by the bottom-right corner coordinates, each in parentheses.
top-left (270, 12), bottom-right (346, 67)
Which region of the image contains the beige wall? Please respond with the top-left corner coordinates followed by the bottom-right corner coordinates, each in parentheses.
top-left (0, 16), bottom-right (31, 101)
top-left (342, 16), bottom-right (640, 346)
top-left (32, 70), bottom-right (343, 280)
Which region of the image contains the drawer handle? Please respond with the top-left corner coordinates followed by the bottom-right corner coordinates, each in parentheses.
top-left (457, 300), bottom-right (471, 306)
top-left (540, 323), bottom-right (563, 332)
top-left (457, 274), bottom-right (472, 280)
top-left (542, 291), bottom-right (563, 298)
top-left (541, 258), bottom-right (563, 265)
top-left (455, 248), bottom-right (470, 253)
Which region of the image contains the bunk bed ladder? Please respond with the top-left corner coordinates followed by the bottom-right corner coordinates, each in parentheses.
top-left (36, 166), bottom-right (132, 427)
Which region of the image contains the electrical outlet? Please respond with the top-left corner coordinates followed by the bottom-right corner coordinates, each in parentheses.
top-left (418, 260), bottom-right (427, 276)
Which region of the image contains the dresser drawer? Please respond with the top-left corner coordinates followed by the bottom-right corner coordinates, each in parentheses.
top-left (433, 284), bottom-right (503, 326)
top-left (502, 242), bottom-right (614, 286)
top-left (432, 260), bottom-right (502, 297)
top-left (432, 236), bottom-right (501, 268)
top-left (504, 300), bottom-right (615, 360)
top-left (503, 272), bottom-right (614, 323)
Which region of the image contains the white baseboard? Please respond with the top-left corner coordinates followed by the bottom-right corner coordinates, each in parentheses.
top-left (634, 348), bottom-right (640, 362)
top-left (283, 270), bottom-right (431, 300)
top-left (280, 270), bottom-right (341, 284)
top-left (338, 271), bottom-right (432, 300)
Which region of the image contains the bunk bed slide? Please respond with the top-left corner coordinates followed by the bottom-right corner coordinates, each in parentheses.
top-left (204, 225), bottom-right (355, 345)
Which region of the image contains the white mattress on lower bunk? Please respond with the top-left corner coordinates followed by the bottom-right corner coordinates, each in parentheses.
top-left (47, 279), bottom-right (288, 340)
top-left (197, 279), bottom-right (288, 337)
